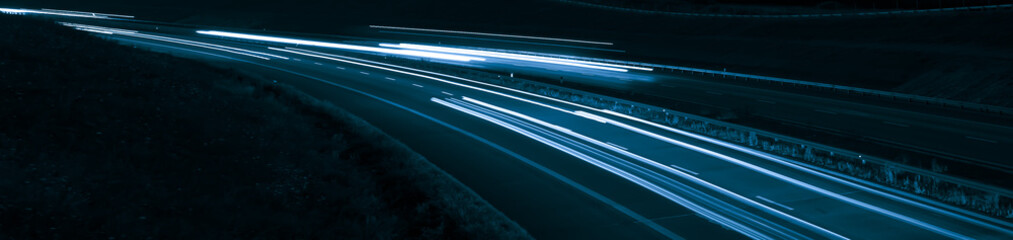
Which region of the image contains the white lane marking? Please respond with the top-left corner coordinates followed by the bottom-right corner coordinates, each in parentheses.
top-left (814, 109), bottom-right (838, 115)
top-left (668, 165), bottom-right (699, 176)
top-left (965, 136), bottom-right (997, 144)
top-left (706, 91), bottom-right (724, 95)
top-left (757, 196), bottom-right (794, 211)
top-left (757, 99), bottom-right (777, 104)
top-left (441, 91), bottom-right (454, 96)
top-left (385, 77), bottom-right (396, 81)
top-left (604, 142), bottom-right (628, 150)
top-left (883, 121), bottom-right (909, 128)
top-left (335, 66), bottom-right (345, 70)
top-left (412, 84), bottom-right (424, 88)
top-left (293, 58), bottom-right (302, 61)
top-left (359, 72), bottom-right (370, 75)
top-left (314, 62), bottom-right (323, 65)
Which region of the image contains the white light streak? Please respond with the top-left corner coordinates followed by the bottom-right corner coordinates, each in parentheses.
top-left (432, 97), bottom-right (772, 239)
top-left (59, 22), bottom-right (137, 34)
top-left (62, 23), bottom-right (287, 60)
top-left (388, 43), bottom-right (652, 71)
top-left (41, 8), bottom-right (134, 18)
top-left (196, 30), bottom-right (485, 62)
top-left (369, 25), bottom-right (614, 45)
top-left (0, 8), bottom-right (132, 19)
top-left (262, 45), bottom-right (1013, 237)
top-left (75, 28), bottom-right (114, 35)
top-left (380, 43), bottom-right (648, 72)
top-left (322, 48), bottom-right (996, 236)
top-left (583, 109), bottom-right (970, 239)
top-left (465, 97), bottom-right (847, 240)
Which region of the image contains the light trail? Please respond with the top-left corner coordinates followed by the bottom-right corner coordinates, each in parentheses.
top-left (275, 47), bottom-right (580, 114)
top-left (369, 25), bottom-right (614, 45)
top-left (63, 23), bottom-right (286, 60)
top-left (301, 47), bottom-right (1007, 236)
top-left (269, 45), bottom-right (798, 237)
top-left (269, 45), bottom-right (1007, 238)
top-left (463, 97), bottom-right (847, 240)
top-left (0, 8), bottom-right (132, 19)
top-left (195, 30), bottom-right (485, 62)
top-left (434, 97), bottom-right (772, 239)
top-left (377, 30), bottom-right (626, 52)
top-left (380, 43), bottom-right (649, 72)
top-left (104, 38), bottom-right (690, 240)
top-left (76, 28), bottom-right (114, 35)
top-left (586, 108), bottom-right (1013, 235)
top-left (59, 22), bottom-right (138, 34)
top-left (41, 8), bottom-right (134, 18)
top-left (383, 43), bottom-right (653, 71)
top-left (120, 33), bottom-right (271, 60)
top-left (572, 110), bottom-right (971, 239)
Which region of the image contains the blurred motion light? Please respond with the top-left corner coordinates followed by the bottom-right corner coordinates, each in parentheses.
top-left (381, 43), bottom-right (653, 72)
top-left (196, 30), bottom-right (485, 62)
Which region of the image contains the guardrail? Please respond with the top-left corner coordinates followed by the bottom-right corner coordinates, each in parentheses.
top-left (555, 0), bottom-right (1013, 18)
top-left (453, 46), bottom-right (1013, 116)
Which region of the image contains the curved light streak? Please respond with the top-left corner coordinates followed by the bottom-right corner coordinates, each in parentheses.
top-left (369, 25), bottom-right (614, 45)
top-left (196, 30), bottom-right (485, 62)
top-left (0, 8), bottom-right (132, 19)
top-left (380, 43), bottom-right (650, 72)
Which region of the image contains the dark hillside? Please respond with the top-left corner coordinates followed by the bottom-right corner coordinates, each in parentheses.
top-left (0, 15), bottom-right (529, 239)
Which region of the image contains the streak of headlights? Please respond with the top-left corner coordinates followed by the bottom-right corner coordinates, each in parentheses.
top-left (0, 8), bottom-right (133, 19)
top-left (574, 110), bottom-right (969, 239)
top-left (461, 97), bottom-right (847, 240)
top-left (63, 23), bottom-right (287, 60)
top-left (196, 30), bottom-right (485, 62)
top-left (369, 25), bottom-right (614, 46)
top-left (380, 43), bottom-right (651, 72)
top-left (275, 46), bottom-right (973, 239)
top-left (433, 97), bottom-right (778, 240)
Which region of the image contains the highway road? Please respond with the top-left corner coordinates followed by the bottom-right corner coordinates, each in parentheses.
top-left (20, 12), bottom-right (1013, 239)
top-left (73, 16), bottom-right (1012, 180)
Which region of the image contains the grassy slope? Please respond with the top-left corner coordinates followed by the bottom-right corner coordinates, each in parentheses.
top-left (0, 15), bottom-right (529, 239)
